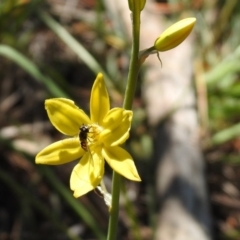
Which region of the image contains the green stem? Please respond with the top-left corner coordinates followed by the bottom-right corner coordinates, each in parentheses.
top-left (106, 172), bottom-right (122, 240)
top-left (107, 1), bottom-right (141, 239)
top-left (123, 6), bottom-right (141, 110)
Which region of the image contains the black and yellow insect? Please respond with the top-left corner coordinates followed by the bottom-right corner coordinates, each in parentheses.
top-left (79, 124), bottom-right (90, 151)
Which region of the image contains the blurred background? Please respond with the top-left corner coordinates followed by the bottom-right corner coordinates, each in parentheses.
top-left (1, 0), bottom-right (240, 239)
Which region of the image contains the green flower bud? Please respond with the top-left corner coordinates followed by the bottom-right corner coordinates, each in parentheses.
top-left (154, 18), bottom-right (196, 52)
top-left (128, 0), bottom-right (146, 12)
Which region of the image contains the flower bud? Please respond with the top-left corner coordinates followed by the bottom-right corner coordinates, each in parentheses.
top-left (128, 0), bottom-right (146, 12)
top-left (154, 18), bottom-right (196, 52)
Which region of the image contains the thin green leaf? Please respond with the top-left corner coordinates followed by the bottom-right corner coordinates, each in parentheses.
top-left (205, 60), bottom-right (240, 85)
top-left (39, 11), bottom-right (121, 102)
top-left (212, 122), bottom-right (240, 145)
top-left (0, 44), bottom-right (68, 97)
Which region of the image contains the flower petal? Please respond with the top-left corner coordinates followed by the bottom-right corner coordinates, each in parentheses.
top-left (90, 73), bottom-right (110, 125)
top-left (45, 98), bottom-right (91, 136)
top-left (103, 146), bottom-right (141, 181)
top-left (36, 138), bottom-right (84, 165)
top-left (70, 152), bottom-right (104, 198)
top-left (100, 108), bottom-right (133, 146)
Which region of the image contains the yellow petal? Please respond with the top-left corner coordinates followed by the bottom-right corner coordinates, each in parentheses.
top-left (100, 108), bottom-right (133, 146)
top-left (36, 138), bottom-right (84, 165)
top-left (103, 146), bottom-right (141, 181)
top-left (70, 152), bottom-right (104, 198)
top-left (154, 18), bottom-right (196, 51)
top-left (45, 98), bottom-right (91, 136)
top-left (90, 73), bottom-right (110, 125)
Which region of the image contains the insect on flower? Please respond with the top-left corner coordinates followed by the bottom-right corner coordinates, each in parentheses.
top-left (79, 124), bottom-right (96, 168)
top-left (79, 124), bottom-right (91, 152)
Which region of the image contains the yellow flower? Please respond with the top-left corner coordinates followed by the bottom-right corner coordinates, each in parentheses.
top-left (36, 73), bottom-right (141, 198)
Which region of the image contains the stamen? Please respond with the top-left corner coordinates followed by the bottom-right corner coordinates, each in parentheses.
top-left (88, 124), bottom-right (103, 142)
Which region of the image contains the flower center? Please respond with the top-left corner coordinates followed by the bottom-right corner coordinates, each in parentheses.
top-left (79, 123), bottom-right (103, 152)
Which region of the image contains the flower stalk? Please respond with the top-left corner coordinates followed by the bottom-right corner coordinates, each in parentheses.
top-left (106, 1), bottom-right (142, 239)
